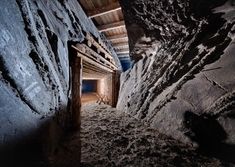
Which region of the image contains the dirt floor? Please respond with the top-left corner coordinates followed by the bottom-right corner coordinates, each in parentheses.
top-left (50, 104), bottom-right (227, 167)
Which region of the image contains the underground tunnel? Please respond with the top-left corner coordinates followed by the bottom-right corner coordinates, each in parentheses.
top-left (0, 0), bottom-right (235, 166)
top-left (82, 79), bottom-right (99, 104)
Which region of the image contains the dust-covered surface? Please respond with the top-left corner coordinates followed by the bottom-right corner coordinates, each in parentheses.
top-left (80, 104), bottom-right (222, 167)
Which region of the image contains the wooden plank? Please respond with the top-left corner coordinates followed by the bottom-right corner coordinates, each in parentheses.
top-left (98, 20), bottom-right (125, 32)
top-left (88, 1), bottom-right (121, 18)
top-left (117, 54), bottom-right (130, 58)
top-left (78, 52), bottom-right (114, 73)
top-left (116, 50), bottom-right (129, 55)
top-left (72, 45), bottom-right (114, 73)
top-left (111, 70), bottom-right (120, 107)
top-left (75, 44), bottom-right (117, 70)
top-left (115, 47), bottom-right (129, 51)
top-left (83, 63), bottom-right (109, 75)
top-left (113, 41), bottom-right (129, 48)
top-left (85, 33), bottom-right (113, 61)
top-left (71, 56), bottom-right (82, 130)
top-left (107, 33), bottom-right (128, 41)
top-left (82, 70), bottom-right (107, 79)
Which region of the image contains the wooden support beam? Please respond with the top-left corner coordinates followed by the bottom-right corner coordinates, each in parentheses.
top-left (78, 52), bottom-right (114, 73)
top-left (88, 1), bottom-right (121, 18)
top-left (112, 71), bottom-right (120, 107)
top-left (86, 33), bottom-right (104, 53)
top-left (85, 33), bottom-right (113, 62)
top-left (113, 41), bottom-right (129, 47)
top-left (116, 50), bottom-right (129, 55)
top-left (113, 42), bottom-right (129, 48)
top-left (74, 44), bottom-right (117, 70)
top-left (72, 45), bottom-right (114, 73)
top-left (71, 56), bottom-right (82, 130)
top-left (115, 47), bottom-right (129, 52)
top-left (82, 72), bottom-right (106, 80)
top-left (82, 70), bottom-right (106, 79)
top-left (111, 38), bottom-right (128, 44)
top-left (117, 54), bottom-right (130, 58)
top-left (83, 67), bottom-right (107, 75)
top-left (83, 63), bottom-right (109, 75)
top-left (107, 33), bottom-right (128, 41)
top-left (98, 20), bottom-right (125, 32)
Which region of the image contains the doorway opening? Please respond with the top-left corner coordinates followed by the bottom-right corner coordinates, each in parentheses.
top-left (81, 69), bottom-right (113, 106)
top-left (81, 79), bottom-right (98, 104)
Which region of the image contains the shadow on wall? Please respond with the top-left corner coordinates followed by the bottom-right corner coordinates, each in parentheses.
top-left (183, 111), bottom-right (235, 164)
top-left (0, 105), bottom-right (71, 167)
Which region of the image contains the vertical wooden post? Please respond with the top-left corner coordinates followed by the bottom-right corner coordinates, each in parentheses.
top-left (112, 70), bottom-right (120, 107)
top-left (71, 55), bottom-right (82, 130)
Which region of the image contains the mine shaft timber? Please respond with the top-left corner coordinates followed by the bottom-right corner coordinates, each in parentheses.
top-left (0, 0), bottom-right (235, 167)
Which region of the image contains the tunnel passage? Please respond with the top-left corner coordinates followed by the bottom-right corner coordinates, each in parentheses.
top-left (71, 32), bottom-right (121, 108)
top-left (81, 61), bottom-right (115, 105)
top-left (82, 79), bottom-right (98, 104)
top-left (2, 0), bottom-right (235, 166)
top-left (82, 80), bottom-right (98, 93)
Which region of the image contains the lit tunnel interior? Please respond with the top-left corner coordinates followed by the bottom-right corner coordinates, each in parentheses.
top-left (82, 79), bottom-right (98, 104)
top-left (1, 0), bottom-right (235, 166)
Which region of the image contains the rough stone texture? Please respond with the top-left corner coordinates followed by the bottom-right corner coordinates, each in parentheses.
top-left (0, 0), bottom-right (120, 164)
top-left (117, 0), bottom-right (235, 150)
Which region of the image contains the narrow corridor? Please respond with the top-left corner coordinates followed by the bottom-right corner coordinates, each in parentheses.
top-left (50, 104), bottom-right (223, 167)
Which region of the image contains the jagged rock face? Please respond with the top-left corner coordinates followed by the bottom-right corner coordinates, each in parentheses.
top-left (0, 0), bottom-right (80, 153)
top-left (118, 0), bottom-right (235, 145)
top-left (0, 0), bottom-right (120, 157)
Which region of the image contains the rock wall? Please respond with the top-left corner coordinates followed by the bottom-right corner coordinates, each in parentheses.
top-left (118, 0), bottom-right (235, 146)
top-left (0, 0), bottom-right (120, 163)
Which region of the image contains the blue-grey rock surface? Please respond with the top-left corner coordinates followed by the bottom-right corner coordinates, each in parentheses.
top-left (0, 0), bottom-right (120, 162)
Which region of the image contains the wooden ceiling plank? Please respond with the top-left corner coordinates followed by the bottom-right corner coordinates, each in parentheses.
top-left (73, 44), bottom-right (117, 70)
top-left (116, 51), bottom-right (129, 55)
top-left (117, 55), bottom-right (130, 59)
top-left (76, 51), bottom-right (114, 73)
top-left (107, 33), bottom-right (127, 41)
top-left (98, 20), bottom-right (125, 32)
top-left (88, 1), bottom-right (121, 18)
top-left (113, 41), bottom-right (129, 48)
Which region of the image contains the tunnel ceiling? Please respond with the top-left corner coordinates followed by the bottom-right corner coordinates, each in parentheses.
top-left (83, 61), bottom-right (110, 80)
top-left (79, 0), bottom-right (131, 70)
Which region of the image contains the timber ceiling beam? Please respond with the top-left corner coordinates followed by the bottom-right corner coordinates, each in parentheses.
top-left (76, 43), bottom-right (117, 69)
top-left (107, 33), bottom-right (128, 41)
top-left (85, 32), bottom-right (112, 56)
top-left (72, 45), bottom-right (115, 73)
top-left (98, 20), bottom-right (125, 32)
top-left (118, 54), bottom-right (130, 58)
top-left (88, 1), bottom-right (121, 18)
top-left (113, 42), bottom-right (129, 48)
top-left (83, 62), bottom-right (109, 74)
top-left (115, 48), bottom-right (129, 51)
top-left (116, 49), bottom-right (129, 55)
top-left (82, 73), bottom-right (106, 80)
